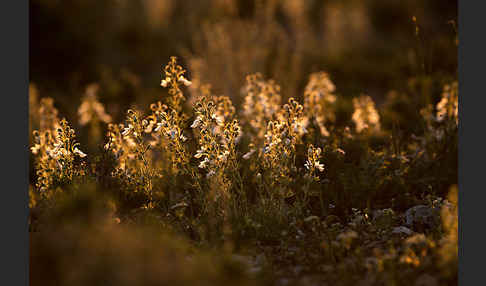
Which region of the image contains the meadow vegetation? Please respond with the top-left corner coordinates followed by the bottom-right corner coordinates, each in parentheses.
top-left (29, 1), bottom-right (457, 285)
top-left (30, 57), bottom-right (457, 286)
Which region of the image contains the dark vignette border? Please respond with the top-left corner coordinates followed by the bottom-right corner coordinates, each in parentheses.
top-left (0, 0), bottom-right (29, 284)
top-left (459, 1), bottom-right (485, 285)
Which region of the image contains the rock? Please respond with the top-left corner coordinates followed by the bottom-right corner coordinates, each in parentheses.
top-left (404, 205), bottom-right (440, 230)
top-left (391, 226), bottom-right (413, 236)
top-left (372, 208), bottom-right (395, 229)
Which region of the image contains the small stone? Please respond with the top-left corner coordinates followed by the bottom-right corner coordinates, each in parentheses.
top-left (392, 226), bottom-right (413, 236)
top-left (405, 205), bottom-right (440, 230)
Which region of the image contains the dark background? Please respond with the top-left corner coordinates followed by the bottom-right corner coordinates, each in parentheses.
top-left (30, 0), bottom-right (457, 122)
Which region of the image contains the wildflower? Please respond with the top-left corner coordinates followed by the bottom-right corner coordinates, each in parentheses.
top-left (352, 95), bottom-right (381, 133)
top-left (199, 157), bottom-right (210, 169)
top-left (160, 56), bottom-right (191, 111)
top-left (160, 77), bottom-right (169, 87)
top-left (242, 149), bottom-right (255, 160)
top-left (259, 98), bottom-right (305, 192)
top-left (122, 124), bottom-right (133, 137)
top-left (38, 97), bottom-right (61, 134)
top-left (436, 81), bottom-right (458, 125)
top-left (77, 83), bottom-right (112, 126)
top-left (153, 105), bottom-right (191, 171)
top-left (73, 147), bottom-right (87, 158)
top-left (303, 72), bottom-right (337, 137)
top-left (178, 75), bottom-right (192, 86)
top-left (191, 86), bottom-right (241, 198)
top-left (31, 118), bottom-right (87, 193)
top-left (106, 110), bottom-right (157, 202)
top-left (241, 73), bottom-right (282, 146)
top-left (191, 116), bottom-right (202, 128)
top-left (305, 145), bottom-right (325, 181)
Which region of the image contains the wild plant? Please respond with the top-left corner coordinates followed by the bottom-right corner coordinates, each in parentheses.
top-left (32, 119), bottom-right (87, 194)
top-left (303, 72), bottom-right (337, 137)
top-left (261, 98), bottom-right (306, 198)
top-left (36, 97), bottom-right (61, 135)
top-left (241, 73), bottom-right (282, 150)
top-left (78, 83), bottom-right (112, 126)
top-left (436, 81), bottom-right (458, 126)
top-left (413, 81), bottom-right (459, 157)
top-left (30, 93), bottom-right (61, 194)
top-left (78, 83), bottom-right (112, 144)
top-left (153, 103), bottom-right (191, 173)
top-left (191, 86), bottom-right (242, 201)
top-left (304, 144), bottom-right (325, 182)
top-left (106, 109), bottom-right (157, 208)
top-left (351, 94), bottom-right (381, 133)
top-left (160, 56), bottom-right (192, 111)
top-left (155, 57), bottom-right (207, 205)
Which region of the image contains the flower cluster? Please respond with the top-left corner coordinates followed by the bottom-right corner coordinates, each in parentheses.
top-left (304, 144), bottom-right (325, 181)
top-left (78, 83), bottom-right (112, 126)
top-left (436, 81), bottom-right (458, 125)
top-left (154, 104), bottom-right (191, 171)
top-left (105, 123), bottom-right (134, 171)
top-left (188, 84), bottom-right (243, 204)
top-left (31, 119), bottom-right (87, 193)
top-left (351, 95), bottom-right (381, 133)
top-left (38, 97), bottom-right (61, 135)
top-left (161, 56), bottom-right (192, 111)
top-left (303, 72), bottom-right (337, 137)
top-left (241, 73), bottom-right (282, 145)
top-left (192, 89), bottom-right (241, 177)
top-left (106, 109), bottom-right (157, 203)
top-left (262, 98), bottom-right (305, 195)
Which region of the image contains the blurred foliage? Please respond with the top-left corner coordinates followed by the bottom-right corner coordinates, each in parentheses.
top-left (30, 0), bottom-right (457, 118)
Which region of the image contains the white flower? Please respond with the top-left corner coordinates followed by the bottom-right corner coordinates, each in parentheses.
top-left (122, 124), bottom-right (133, 136)
top-left (194, 149), bottom-right (205, 159)
top-left (315, 161), bottom-right (325, 172)
top-left (217, 150), bottom-right (230, 162)
top-left (191, 117), bottom-right (202, 128)
top-left (30, 144), bottom-right (41, 155)
top-left (178, 75), bottom-right (192, 86)
top-left (161, 77), bottom-right (170, 87)
top-left (198, 157), bottom-right (210, 169)
top-left (73, 147), bottom-right (87, 158)
top-left (211, 114), bottom-right (223, 125)
top-left (242, 149), bottom-right (255, 160)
